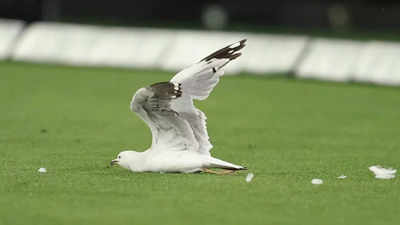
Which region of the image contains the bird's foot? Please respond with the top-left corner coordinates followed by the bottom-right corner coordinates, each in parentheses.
top-left (201, 168), bottom-right (236, 175)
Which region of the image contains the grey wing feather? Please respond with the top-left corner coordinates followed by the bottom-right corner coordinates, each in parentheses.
top-left (131, 82), bottom-right (199, 151)
top-left (146, 82), bottom-right (182, 115)
top-left (179, 109), bottom-right (213, 154)
top-left (150, 82), bottom-right (182, 99)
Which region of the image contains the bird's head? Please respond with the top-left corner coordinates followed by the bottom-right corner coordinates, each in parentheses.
top-left (110, 150), bottom-right (139, 170)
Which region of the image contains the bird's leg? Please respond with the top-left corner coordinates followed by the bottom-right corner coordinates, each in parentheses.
top-left (201, 168), bottom-right (236, 175)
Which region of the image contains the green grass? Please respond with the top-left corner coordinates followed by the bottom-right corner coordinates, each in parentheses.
top-left (1, 61), bottom-right (399, 225)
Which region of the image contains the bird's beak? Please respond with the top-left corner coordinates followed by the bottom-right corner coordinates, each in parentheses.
top-left (110, 159), bottom-right (119, 167)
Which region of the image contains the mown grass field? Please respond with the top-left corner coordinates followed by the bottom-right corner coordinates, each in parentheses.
top-left (0, 61), bottom-right (399, 225)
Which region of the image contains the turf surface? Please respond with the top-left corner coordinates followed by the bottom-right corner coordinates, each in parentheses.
top-left (1, 62), bottom-right (399, 225)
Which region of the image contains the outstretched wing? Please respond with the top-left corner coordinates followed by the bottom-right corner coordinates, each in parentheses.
top-left (171, 39), bottom-right (246, 100)
top-left (130, 39), bottom-right (246, 154)
top-left (130, 82), bottom-right (199, 152)
top-left (169, 39), bottom-right (247, 155)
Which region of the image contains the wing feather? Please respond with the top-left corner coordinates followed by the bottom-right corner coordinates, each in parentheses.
top-left (131, 84), bottom-right (198, 151)
top-left (130, 39), bottom-right (246, 154)
top-left (169, 39), bottom-right (246, 154)
top-left (171, 39), bottom-right (246, 100)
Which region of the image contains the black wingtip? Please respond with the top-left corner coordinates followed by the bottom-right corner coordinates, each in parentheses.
top-left (150, 82), bottom-right (183, 99)
top-left (235, 39), bottom-right (247, 49)
top-left (200, 38), bottom-right (247, 62)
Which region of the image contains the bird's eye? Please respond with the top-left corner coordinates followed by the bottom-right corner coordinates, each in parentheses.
top-left (118, 156), bottom-right (121, 159)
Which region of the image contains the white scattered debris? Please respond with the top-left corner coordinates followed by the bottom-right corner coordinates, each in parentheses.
top-left (369, 165), bottom-right (396, 179)
top-left (337, 175), bottom-right (347, 179)
top-left (311, 178), bottom-right (323, 185)
top-left (245, 173), bottom-right (254, 183)
top-left (38, 167), bottom-right (47, 173)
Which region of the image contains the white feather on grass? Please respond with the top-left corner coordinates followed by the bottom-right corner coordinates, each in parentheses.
top-left (38, 168), bottom-right (47, 173)
top-left (245, 173), bottom-right (254, 183)
top-left (369, 165), bottom-right (396, 179)
top-left (311, 178), bottom-right (323, 185)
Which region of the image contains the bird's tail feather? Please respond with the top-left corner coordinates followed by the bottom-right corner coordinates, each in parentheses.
top-left (208, 157), bottom-right (247, 170)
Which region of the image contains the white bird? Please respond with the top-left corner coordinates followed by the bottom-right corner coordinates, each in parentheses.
top-left (111, 39), bottom-right (247, 174)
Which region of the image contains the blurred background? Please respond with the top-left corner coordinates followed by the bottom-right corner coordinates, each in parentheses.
top-left (1, 0), bottom-right (400, 85)
top-left (2, 0), bottom-right (400, 31)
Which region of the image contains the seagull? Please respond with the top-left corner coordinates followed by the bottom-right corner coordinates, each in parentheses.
top-left (111, 39), bottom-right (247, 174)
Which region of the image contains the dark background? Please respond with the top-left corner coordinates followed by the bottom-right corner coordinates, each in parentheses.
top-left (1, 0), bottom-right (399, 31)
